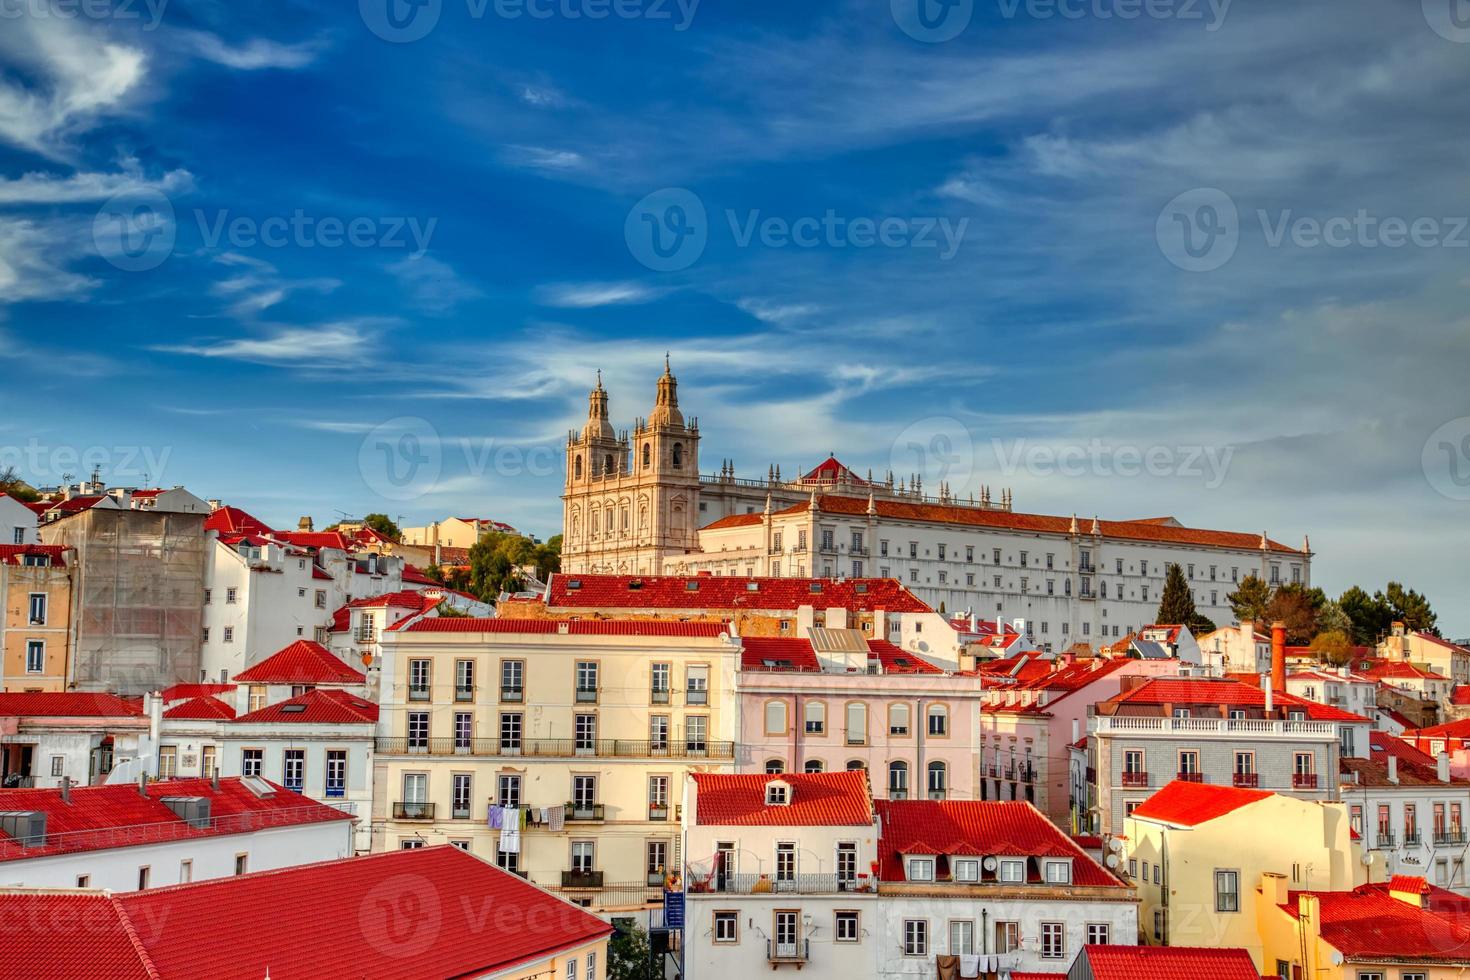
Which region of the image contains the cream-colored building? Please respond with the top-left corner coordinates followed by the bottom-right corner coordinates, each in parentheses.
top-left (372, 616), bottom-right (740, 909)
top-left (1, 545), bottom-right (73, 691)
top-left (400, 516), bottom-right (519, 550)
top-left (1123, 780), bottom-right (1363, 971)
top-left (1379, 622), bottom-right (1470, 686)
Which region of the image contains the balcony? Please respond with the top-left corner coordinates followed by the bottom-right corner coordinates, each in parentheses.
top-left (1435, 831), bottom-right (1468, 846)
top-left (1232, 772), bottom-right (1260, 788)
top-left (500, 686), bottom-right (524, 703)
top-left (648, 804), bottom-right (670, 821)
top-left (407, 685), bottom-right (430, 702)
top-left (561, 871), bottom-right (604, 889)
top-left (1405, 832), bottom-right (1423, 847)
top-left (1374, 833), bottom-right (1397, 850)
top-left (575, 688), bottom-right (599, 704)
top-left (393, 801), bottom-right (435, 820)
top-left (1121, 771), bottom-right (1149, 788)
top-left (1292, 772), bottom-right (1319, 789)
top-left (1018, 765), bottom-right (1035, 784)
top-left (692, 874), bottom-right (874, 896)
top-left (1094, 716), bottom-right (1338, 738)
top-left (686, 689), bottom-right (709, 706)
top-left (452, 806), bottom-right (472, 820)
top-left (647, 871), bottom-right (669, 887)
top-left (650, 688), bottom-right (670, 705)
top-left (1176, 771), bottom-right (1203, 783)
top-left (355, 628), bottom-right (376, 644)
top-left (566, 804), bottom-right (606, 823)
top-left (454, 686), bottom-right (475, 703)
top-left (376, 737), bottom-right (736, 760)
top-left (849, 546), bottom-right (869, 557)
top-left (325, 785), bottom-right (346, 799)
top-left (767, 939), bottom-right (810, 965)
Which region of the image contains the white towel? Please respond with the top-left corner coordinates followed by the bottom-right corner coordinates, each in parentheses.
top-left (958, 953), bottom-right (981, 978)
top-left (498, 807), bottom-right (521, 854)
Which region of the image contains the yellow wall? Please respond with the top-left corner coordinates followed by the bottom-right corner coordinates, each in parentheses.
top-left (2, 562), bottom-right (72, 691)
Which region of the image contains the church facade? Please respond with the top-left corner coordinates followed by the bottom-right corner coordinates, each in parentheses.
top-left (561, 365), bottom-right (1312, 652)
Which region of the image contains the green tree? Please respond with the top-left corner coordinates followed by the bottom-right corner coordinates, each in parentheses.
top-left (466, 531), bottom-right (539, 601)
top-left (1339, 586), bottom-right (1393, 645)
top-left (1383, 581), bottom-right (1438, 636)
top-left (607, 923), bottom-right (652, 980)
top-left (1308, 629), bottom-right (1355, 666)
top-left (0, 467), bottom-right (39, 503)
top-left (361, 513), bottom-right (401, 541)
top-left (1227, 574), bottom-right (1273, 624)
top-left (1156, 564), bottom-right (1215, 635)
top-left (1266, 582), bottom-right (1321, 644)
top-left (532, 534), bottom-right (563, 583)
top-left (1314, 599), bottom-right (1353, 638)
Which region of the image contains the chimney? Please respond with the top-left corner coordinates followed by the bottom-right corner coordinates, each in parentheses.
top-left (60, 776), bottom-right (71, 804)
top-left (1388, 756), bottom-right (1399, 784)
top-left (1263, 673), bottom-right (1273, 712)
top-left (138, 772), bottom-right (149, 798)
top-left (1439, 751), bottom-right (1451, 783)
top-left (1072, 718), bottom-right (1081, 744)
top-left (298, 516), bottom-right (314, 532)
top-left (1271, 621), bottom-right (1287, 694)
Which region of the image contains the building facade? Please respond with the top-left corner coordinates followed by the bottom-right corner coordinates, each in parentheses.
top-left (0, 545), bottom-right (73, 692)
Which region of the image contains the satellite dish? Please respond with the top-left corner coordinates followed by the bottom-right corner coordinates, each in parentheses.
top-left (1361, 852), bottom-right (1375, 867)
top-left (1105, 854), bottom-right (1120, 869)
top-left (1330, 952), bottom-right (1344, 966)
top-left (1108, 837), bottom-right (1126, 854)
top-left (983, 857), bottom-right (999, 871)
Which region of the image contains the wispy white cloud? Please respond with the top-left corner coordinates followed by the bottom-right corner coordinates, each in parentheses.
top-left (149, 322), bottom-right (386, 366)
top-left (500, 144), bottom-right (586, 173)
top-left (386, 254), bottom-right (481, 315)
top-left (0, 166), bottom-right (193, 205)
top-left (536, 281), bottom-right (664, 308)
top-left (177, 30), bottom-right (325, 71)
top-left (205, 253), bottom-right (340, 319)
top-left (734, 298), bottom-right (822, 325)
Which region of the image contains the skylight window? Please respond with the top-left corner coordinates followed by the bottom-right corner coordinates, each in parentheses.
top-left (567, 579), bottom-right (582, 590)
top-left (685, 581), bottom-right (700, 591)
top-left (280, 704), bottom-right (307, 713)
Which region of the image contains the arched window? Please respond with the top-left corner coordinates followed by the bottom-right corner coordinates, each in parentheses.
top-left (574, 455), bottom-right (583, 479)
top-left (845, 702), bottom-right (867, 746)
top-left (603, 453), bottom-right (614, 475)
top-left (672, 443), bottom-right (683, 467)
top-left (642, 443), bottom-right (651, 468)
top-left (803, 760), bottom-right (825, 774)
top-left (888, 761), bottom-right (909, 799)
top-left (927, 761), bottom-right (947, 798)
top-left (764, 759), bottom-right (785, 774)
top-left (926, 704), bottom-right (949, 737)
top-left (804, 701), bottom-right (826, 735)
top-left (846, 760), bottom-right (866, 771)
top-left (764, 700), bottom-right (788, 736)
top-left (888, 703), bottom-right (911, 737)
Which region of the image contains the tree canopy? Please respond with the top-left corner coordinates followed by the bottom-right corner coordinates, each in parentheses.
top-left (1156, 563), bottom-right (1216, 636)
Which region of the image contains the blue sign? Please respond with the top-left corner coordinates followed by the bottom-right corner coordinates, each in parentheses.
top-left (663, 891), bottom-right (685, 929)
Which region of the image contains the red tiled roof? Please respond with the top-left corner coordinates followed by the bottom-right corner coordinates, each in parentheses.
top-left (0, 692), bottom-right (143, 718)
top-left (43, 495), bottom-right (107, 516)
top-left (233, 640), bottom-right (365, 685)
top-left (1361, 661), bottom-right (1449, 682)
top-left (405, 618), bottom-right (729, 638)
top-left (1452, 686), bottom-right (1470, 706)
top-left (204, 505), bottom-right (273, 537)
top-left (693, 771), bottom-right (873, 827)
top-left (874, 800), bottom-right (1124, 886)
top-left (0, 846), bottom-right (610, 979)
top-left (0, 544), bottom-right (69, 566)
top-left (1405, 717), bottom-right (1470, 740)
top-left (402, 563), bottom-right (437, 585)
top-left (868, 640), bottom-right (943, 674)
top-left (1104, 678), bottom-right (1371, 722)
top-left (235, 688), bottom-right (377, 724)
top-left (984, 659), bottom-right (1133, 714)
top-left (0, 777), bottom-right (352, 863)
top-left (160, 682), bottom-right (236, 702)
top-left (1282, 884), bottom-right (1470, 962)
top-left (1391, 874), bottom-right (1430, 895)
top-left (801, 455), bottom-right (868, 485)
top-left (547, 573), bottom-right (932, 613)
top-left (1129, 780), bottom-right (1272, 827)
top-left (741, 637), bottom-right (823, 672)
top-left (273, 530), bottom-right (353, 551)
top-left (164, 696), bottom-right (237, 720)
top-left (752, 494), bottom-right (1304, 554)
top-left (1081, 945), bottom-right (1261, 980)
top-left (1369, 733), bottom-right (1437, 767)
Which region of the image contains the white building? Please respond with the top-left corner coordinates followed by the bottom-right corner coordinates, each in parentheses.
top-left (122, 487), bottom-right (212, 514)
top-left (0, 775), bottom-right (354, 891)
top-left (681, 771), bottom-right (1137, 979)
top-left (0, 692), bottom-right (150, 788)
top-left (1285, 668), bottom-right (1379, 721)
top-left (1196, 620), bottom-right (1275, 675)
top-left (0, 494), bottom-right (40, 546)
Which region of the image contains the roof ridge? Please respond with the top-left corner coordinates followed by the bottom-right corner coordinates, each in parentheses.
top-left (110, 895), bottom-right (163, 979)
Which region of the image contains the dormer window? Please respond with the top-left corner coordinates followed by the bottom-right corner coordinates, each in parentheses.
top-left (906, 857), bottom-right (935, 882)
top-left (765, 779), bottom-right (791, 806)
top-left (997, 859), bottom-right (1025, 883)
top-left (1044, 860), bottom-right (1072, 884)
top-left (952, 858), bottom-right (980, 882)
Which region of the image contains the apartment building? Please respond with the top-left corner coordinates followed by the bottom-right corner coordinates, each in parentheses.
top-left (1379, 623), bottom-right (1470, 685)
top-left (1284, 667), bottom-right (1378, 720)
top-left (1086, 676), bottom-right (1369, 835)
top-left (736, 633), bottom-right (984, 800)
top-left (0, 494), bottom-right (41, 546)
top-left (0, 692), bottom-right (149, 788)
top-left (1124, 781), bottom-right (1362, 969)
top-left (373, 617), bottom-right (740, 908)
top-left (0, 544), bottom-right (73, 691)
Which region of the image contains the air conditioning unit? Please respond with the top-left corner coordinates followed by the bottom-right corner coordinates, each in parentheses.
top-left (0, 811), bottom-right (47, 847)
top-left (160, 797), bottom-right (212, 829)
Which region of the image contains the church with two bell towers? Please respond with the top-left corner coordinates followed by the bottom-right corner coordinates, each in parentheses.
top-left (561, 358), bottom-right (703, 575)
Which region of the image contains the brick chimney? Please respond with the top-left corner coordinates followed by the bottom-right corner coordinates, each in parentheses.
top-left (1271, 621), bottom-right (1287, 694)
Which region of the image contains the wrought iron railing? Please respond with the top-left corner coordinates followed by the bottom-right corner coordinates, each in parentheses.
top-left (376, 737), bottom-right (735, 759)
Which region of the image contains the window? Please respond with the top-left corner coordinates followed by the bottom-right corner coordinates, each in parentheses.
top-left (497, 773), bottom-right (521, 807)
top-left (903, 920), bottom-right (928, 956)
top-left (226, 587), bottom-right (238, 604)
top-left (713, 911), bottom-right (738, 943)
top-left (24, 640), bottom-right (43, 673)
top-left (803, 759), bottom-right (824, 773)
top-left (50, 755), bottom-right (63, 777)
top-left (845, 702), bottom-right (868, 745)
top-left (1086, 923), bottom-right (1111, 945)
top-left (452, 774), bottom-right (472, 819)
top-left (1040, 921), bottom-right (1064, 959)
top-left (764, 700), bottom-right (789, 735)
top-left (649, 715), bottom-right (669, 749)
top-left (998, 859), bottom-right (1024, 883)
top-left (283, 749), bottom-right (304, 791)
top-left (1045, 860), bottom-right (1072, 884)
top-left (927, 761), bottom-right (947, 798)
top-left (994, 920), bottom-right (1019, 953)
top-left (242, 748), bottom-right (263, 777)
top-left (157, 745), bottom-right (177, 779)
top-left (575, 661), bottom-right (599, 701)
top-left (953, 858), bottom-right (979, 882)
top-left (765, 782), bottom-right (789, 805)
top-left (138, 866), bottom-right (150, 890)
top-left (685, 715), bottom-right (707, 752)
top-left (408, 659), bottom-right (431, 700)
top-left (222, 627), bottom-right (234, 644)
top-left (927, 704), bottom-right (948, 736)
top-left (501, 660), bottom-right (524, 700)
top-left (572, 775), bottom-right (598, 811)
top-left (27, 593), bottom-right (45, 625)
top-left (408, 711), bottom-right (429, 750)
top-left (235, 854), bottom-right (248, 875)
top-left (651, 662), bottom-right (671, 702)
top-left (571, 840), bottom-right (595, 873)
top-left (888, 704), bottom-right (910, 736)
top-left (586, 953), bottom-right (596, 980)
top-left (1215, 870), bottom-right (1240, 912)
top-left (647, 840), bottom-right (669, 883)
top-left (454, 712), bottom-right (473, 751)
top-left (775, 841), bottom-right (797, 883)
top-left (500, 712), bottom-right (523, 751)
top-left (949, 919), bottom-right (974, 954)
top-left (686, 664), bottom-right (709, 704)
top-left (454, 660), bottom-right (475, 701)
top-left (835, 911), bottom-right (859, 943)
top-left (888, 761), bottom-right (909, 799)
top-left (804, 701), bottom-right (826, 734)
top-left (574, 714), bottom-right (597, 750)
top-left (325, 750), bottom-right (346, 798)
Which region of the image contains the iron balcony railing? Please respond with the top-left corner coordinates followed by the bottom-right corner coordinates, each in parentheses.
top-left (1233, 773), bottom-right (1260, 788)
top-left (393, 801), bottom-right (435, 820)
top-left (1292, 772), bottom-right (1319, 789)
top-left (686, 689), bottom-right (709, 706)
top-left (650, 689), bottom-right (670, 705)
top-left (377, 737), bottom-right (734, 759)
top-left (648, 805), bottom-right (670, 821)
top-left (565, 804), bottom-right (605, 822)
top-left (1176, 772), bottom-right (1203, 783)
top-left (694, 874), bottom-right (874, 896)
top-left (454, 686), bottom-right (475, 702)
top-left (1405, 832), bottom-right (1424, 846)
top-left (1435, 831), bottom-right (1468, 846)
top-left (575, 688), bottom-right (599, 704)
top-left (408, 685), bottom-right (430, 702)
top-left (561, 870), bottom-right (604, 889)
top-left (767, 939), bottom-right (810, 964)
top-left (1121, 771), bottom-right (1149, 788)
top-left (500, 687), bottom-right (524, 702)
top-left (1374, 833), bottom-right (1397, 850)
top-left (325, 785), bottom-right (346, 798)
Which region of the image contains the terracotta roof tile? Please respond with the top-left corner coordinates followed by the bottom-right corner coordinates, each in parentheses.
top-left (234, 688), bottom-right (377, 724)
top-left (163, 696), bottom-right (237, 720)
top-left (1282, 884), bottom-right (1470, 962)
top-left (693, 771), bottom-right (873, 827)
top-left (1128, 780), bottom-right (1272, 827)
top-left (405, 618), bottom-right (729, 638)
top-left (547, 573), bottom-right (932, 613)
top-left (1081, 945), bottom-right (1261, 980)
top-left (0, 544), bottom-right (69, 566)
top-left (233, 640), bottom-right (365, 685)
top-left (0, 692), bottom-right (143, 718)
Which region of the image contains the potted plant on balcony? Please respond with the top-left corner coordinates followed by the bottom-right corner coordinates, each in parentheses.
top-left (753, 874), bottom-right (772, 893)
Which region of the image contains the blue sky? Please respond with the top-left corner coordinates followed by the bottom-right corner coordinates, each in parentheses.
top-left (2, 0), bottom-right (1469, 631)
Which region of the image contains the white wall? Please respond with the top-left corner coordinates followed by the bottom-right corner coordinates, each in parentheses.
top-left (0, 496), bottom-right (38, 546)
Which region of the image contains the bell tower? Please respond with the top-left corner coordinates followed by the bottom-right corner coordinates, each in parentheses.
top-left (563, 372), bottom-right (632, 573)
top-left (632, 355), bottom-right (701, 569)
